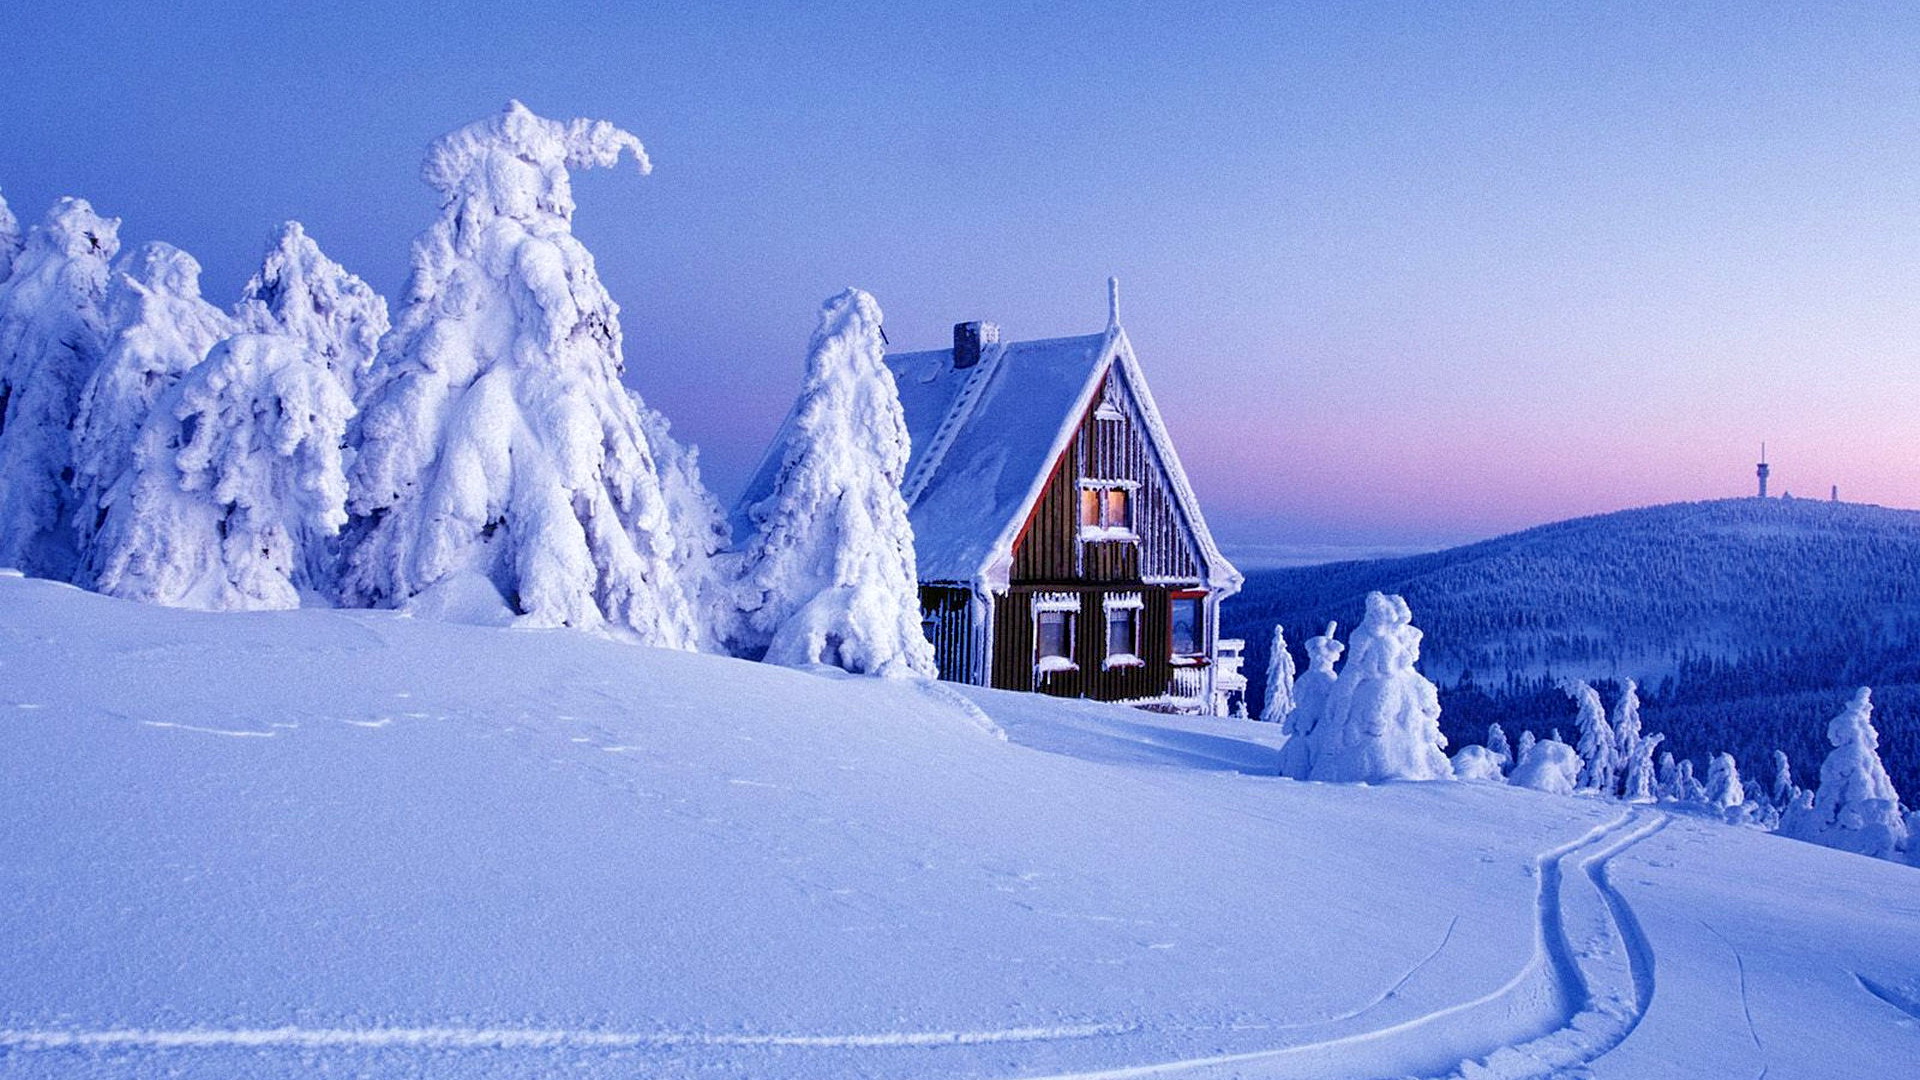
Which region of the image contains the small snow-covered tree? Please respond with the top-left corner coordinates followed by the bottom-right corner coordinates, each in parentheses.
top-left (1307, 593), bottom-right (1451, 783)
top-left (1511, 738), bottom-right (1583, 795)
top-left (1261, 624), bottom-right (1296, 723)
top-left (635, 399), bottom-right (731, 651)
top-left (1621, 730), bottom-right (1664, 803)
top-left (731, 288), bottom-right (933, 676)
top-left (1673, 759), bottom-right (1706, 803)
top-left (90, 333), bottom-right (352, 609)
top-left (71, 241), bottom-right (237, 584)
top-left (0, 187), bottom-right (22, 284)
top-left (1771, 750), bottom-right (1800, 807)
top-left (1514, 728), bottom-right (1538, 766)
top-left (1486, 722), bottom-right (1512, 768)
top-left (1566, 679), bottom-right (1618, 795)
top-left (1277, 622), bottom-right (1341, 779)
top-left (1781, 687), bottom-right (1909, 859)
top-left (1656, 751), bottom-right (1680, 799)
top-left (1610, 677), bottom-right (1644, 766)
top-left (1705, 752), bottom-right (1745, 812)
top-left (233, 221), bottom-right (389, 404)
top-left (343, 102), bottom-right (700, 644)
top-left (0, 198), bottom-right (119, 577)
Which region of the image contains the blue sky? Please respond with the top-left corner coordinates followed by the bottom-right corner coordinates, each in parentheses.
top-left (5, 1), bottom-right (1917, 559)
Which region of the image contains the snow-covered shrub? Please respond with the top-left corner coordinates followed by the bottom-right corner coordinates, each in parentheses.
top-left (1261, 624), bottom-right (1296, 723)
top-left (731, 288), bottom-right (933, 677)
top-left (0, 197), bottom-right (119, 578)
top-left (71, 241), bottom-right (236, 584)
top-left (0, 187), bottom-right (21, 284)
top-left (1772, 749), bottom-right (1800, 807)
top-left (1306, 593), bottom-right (1451, 783)
top-left (233, 221), bottom-right (389, 404)
top-left (1566, 679), bottom-right (1618, 795)
top-left (1672, 759), bottom-right (1706, 803)
top-left (1452, 744), bottom-right (1506, 782)
top-left (90, 333), bottom-right (352, 610)
top-left (1276, 622), bottom-right (1340, 779)
top-left (1486, 722), bottom-right (1512, 768)
top-left (1510, 737), bottom-right (1582, 795)
top-left (1780, 687), bottom-right (1909, 860)
top-left (342, 102), bottom-right (701, 645)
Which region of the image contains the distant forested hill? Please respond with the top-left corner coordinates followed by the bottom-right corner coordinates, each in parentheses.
top-left (1224, 498), bottom-right (1920, 795)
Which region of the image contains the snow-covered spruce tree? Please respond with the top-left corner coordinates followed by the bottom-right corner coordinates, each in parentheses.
top-left (635, 399), bottom-right (732, 652)
top-left (1780, 687), bottom-right (1909, 859)
top-left (1621, 730), bottom-right (1664, 803)
top-left (1565, 679), bottom-right (1618, 795)
top-left (1307, 593), bottom-right (1451, 783)
top-left (731, 288), bottom-right (933, 676)
top-left (1673, 759), bottom-right (1706, 803)
top-left (90, 333), bottom-right (352, 609)
top-left (0, 187), bottom-right (21, 284)
top-left (0, 198), bottom-right (119, 577)
top-left (1276, 622), bottom-right (1341, 779)
top-left (1610, 677), bottom-right (1644, 765)
top-left (1261, 624), bottom-right (1296, 723)
top-left (342, 102), bottom-right (700, 645)
top-left (233, 221), bottom-right (389, 405)
top-left (1772, 749), bottom-right (1800, 807)
top-left (1705, 752), bottom-right (1745, 815)
top-left (71, 241), bottom-right (237, 584)
top-left (1486, 722), bottom-right (1512, 769)
top-left (1514, 728), bottom-right (1537, 768)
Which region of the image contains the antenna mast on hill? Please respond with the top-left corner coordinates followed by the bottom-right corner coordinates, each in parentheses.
top-left (1757, 443), bottom-right (1770, 499)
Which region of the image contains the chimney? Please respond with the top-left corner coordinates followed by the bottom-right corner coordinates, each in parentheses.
top-left (953, 321), bottom-right (1000, 369)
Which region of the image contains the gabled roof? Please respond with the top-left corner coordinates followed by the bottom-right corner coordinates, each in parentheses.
top-left (885, 322), bottom-right (1241, 597)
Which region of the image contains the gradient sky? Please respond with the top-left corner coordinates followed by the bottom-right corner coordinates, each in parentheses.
top-left (4, 1), bottom-right (1917, 562)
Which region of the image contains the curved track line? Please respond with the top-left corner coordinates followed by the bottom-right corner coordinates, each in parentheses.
top-left (1015, 811), bottom-right (1659, 1080)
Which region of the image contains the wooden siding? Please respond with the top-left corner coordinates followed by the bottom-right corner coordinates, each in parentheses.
top-left (1009, 368), bottom-right (1201, 586)
top-left (990, 587), bottom-right (1176, 702)
top-left (919, 586), bottom-right (979, 685)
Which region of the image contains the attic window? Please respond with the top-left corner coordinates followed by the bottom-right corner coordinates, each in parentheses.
top-left (1078, 481), bottom-right (1136, 540)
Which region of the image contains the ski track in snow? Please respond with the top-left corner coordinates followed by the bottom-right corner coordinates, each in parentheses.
top-left (1006, 810), bottom-right (1669, 1080)
top-left (0, 1022), bottom-right (1131, 1052)
top-left (1855, 974), bottom-right (1920, 1020)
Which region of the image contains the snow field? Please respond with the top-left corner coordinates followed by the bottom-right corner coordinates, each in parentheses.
top-left (0, 574), bottom-right (1916, 1078)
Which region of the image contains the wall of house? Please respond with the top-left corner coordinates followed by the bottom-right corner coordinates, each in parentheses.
top-left (1010, 368), bottom-right (1201, 585)
top-left (990, 586), bottom-right (1179, 701)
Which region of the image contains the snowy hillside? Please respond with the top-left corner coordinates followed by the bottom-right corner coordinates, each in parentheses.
top-left (1227, 498), bottom-right (1920, 796)
top-left (2, 572), bottom-right (1916, 1079)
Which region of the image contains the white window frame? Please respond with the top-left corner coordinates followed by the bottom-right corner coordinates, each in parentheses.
top-left (1102, 592), bottom-right (1145, 669)
top-left (1077, 479), bottom-right (1139, 542)
top-left (1033, 591), bottom-right (1080, 674)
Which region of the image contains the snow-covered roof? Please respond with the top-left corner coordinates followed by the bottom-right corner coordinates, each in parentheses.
top-left (883, 323), bottom-right (1241, 596)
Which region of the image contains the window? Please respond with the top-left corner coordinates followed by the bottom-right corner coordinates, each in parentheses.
top-left (1077, 481), bottom-right (1135, 538)
top-left (1170, 596), bottom-right (1203, 657)
top-left (1038, 611), bottom-right (1074, 660)
top-left (1103, 592), bottom-right (1144, 669)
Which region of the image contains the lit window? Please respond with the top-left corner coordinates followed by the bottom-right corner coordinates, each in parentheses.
top-left (1079, 487), bottom-right (1100, 527)
top-left (1078, 482), bottom-right (1134, 536)
top-left (1171, 597), bottom-right (1202, 656)
top-left (1104, 488), bottom-right (1130, 529)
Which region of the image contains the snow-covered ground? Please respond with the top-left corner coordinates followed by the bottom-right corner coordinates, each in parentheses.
top-left (0, 572), bottom-right (1915, 1079)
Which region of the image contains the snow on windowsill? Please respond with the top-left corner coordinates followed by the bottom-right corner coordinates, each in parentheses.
top-left (1035, 656), bottom-right (1079, 675)
top-left (1170, 655), bottom-right (1208, 667)
top-left (1078, 526), bottom-right (1139, 543)
top-left (1102, 653), bottom-right (1145, 670)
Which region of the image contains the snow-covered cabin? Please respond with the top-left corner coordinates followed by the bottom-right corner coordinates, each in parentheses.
top-left (888, 288), bottom-right (1244, 714)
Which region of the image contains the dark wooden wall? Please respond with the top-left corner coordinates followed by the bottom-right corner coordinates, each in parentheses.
top-left (920, 586), bottom-right (977, 684)
top-left (989, 587), bottom-right (1177, 701)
